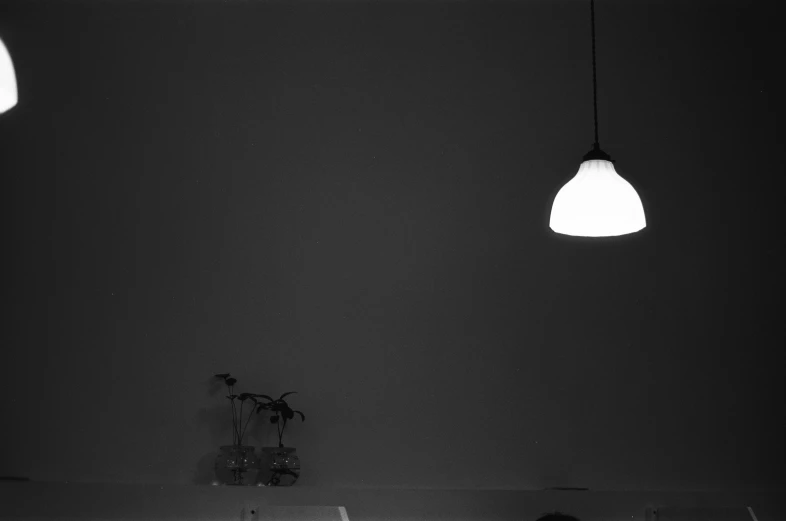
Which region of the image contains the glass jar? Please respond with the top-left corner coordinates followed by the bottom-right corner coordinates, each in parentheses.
top-left (214, 445), bottom-right (260, 486)
top-left (259, 446), bottom-right (300, 486)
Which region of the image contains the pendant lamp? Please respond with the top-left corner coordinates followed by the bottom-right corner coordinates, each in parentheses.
top-left (0, 36), bottom-right (18, 114)
top-left (549, 0), bottom-right (645, 237)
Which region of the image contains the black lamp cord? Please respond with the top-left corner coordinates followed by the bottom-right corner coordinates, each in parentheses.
top-left (590, 0), bottom-right (599, 149)
top-left (582, 0), bottom-right (614, 163)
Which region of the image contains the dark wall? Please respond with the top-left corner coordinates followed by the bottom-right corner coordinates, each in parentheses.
top-left (1, 0), bottom-right (783, 489)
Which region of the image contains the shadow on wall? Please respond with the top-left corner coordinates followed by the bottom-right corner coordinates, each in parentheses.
top-left (193, 450), bottom-right (220, 485)
top-left (539, 463), bottom-right (578, 490)
top-left (197, 404), bottom-right (243, 447)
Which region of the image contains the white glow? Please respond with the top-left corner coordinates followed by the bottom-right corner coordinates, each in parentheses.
top-left (549, 159), bottom-right (646, 237)
top-left (0, 36), bottom-right (18, 114)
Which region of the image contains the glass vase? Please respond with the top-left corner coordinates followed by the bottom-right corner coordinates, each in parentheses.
top-left (259, 446), bottom-right (300, 486)
top-left (213, 445), bottom-right (260, 486)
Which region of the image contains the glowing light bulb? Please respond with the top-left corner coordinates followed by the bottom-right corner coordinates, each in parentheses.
top-left (0, 36), bottom-right (17, 113)
top-left (550, 159), bottom-right (646, 237)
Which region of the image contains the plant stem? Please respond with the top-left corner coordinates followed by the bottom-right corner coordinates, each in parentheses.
top-left (227, 385), bottom-right (236, 445)
top-left (233, 402), bottom-right (241, 445)
top-left (239, 403), bottom-right (256, 444)
top-left (238, 399), bottom-right (244, 445)
top-left (229, 385), bottom-right (239, 445)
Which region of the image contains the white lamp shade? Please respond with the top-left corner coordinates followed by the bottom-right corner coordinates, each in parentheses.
top-left (550, 159), bottom-right (646, 237)
top-left (0, 36), bottom-right (18, 114)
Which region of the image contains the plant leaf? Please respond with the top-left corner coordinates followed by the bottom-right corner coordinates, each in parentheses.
top-left (254, 394), bottom-right (274, 401)
top-left (238, 393), bottom-right (252, 401)
top-left (214, 373), bottom-right (231, 379)
top-left (226, 395), bottom-right (237, 400)
top-left (294, 411), bottom-right (305, 422)
top-left (270, 416), bottom-right (279, 424)
top-left (278, 391), bottom-right (297, 400)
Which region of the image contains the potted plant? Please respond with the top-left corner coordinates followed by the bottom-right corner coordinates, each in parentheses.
top-left (256, 392), bottom-right (305, 486)
top-left (212, 373), bottom-right (271, 486)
